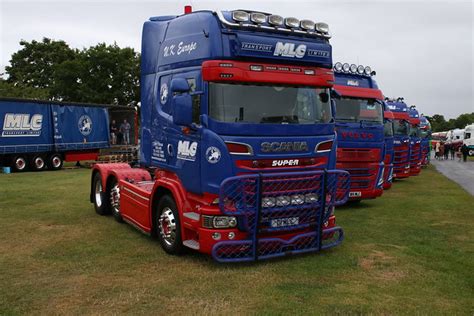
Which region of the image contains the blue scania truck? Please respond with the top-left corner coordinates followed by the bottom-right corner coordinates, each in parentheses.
top-left (408, 106), bottom-right (422, 176)
top-left (332, 63), bottom-right (386, 202)
top-left (90, 8), bottom-right (350, 262)
top-left (0, 98), bottom-right (109, 171)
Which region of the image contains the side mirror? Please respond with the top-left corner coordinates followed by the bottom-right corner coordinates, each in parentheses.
top-left (330, 89), bottom-right (341, 99)
top-left (170, 78), bottom-right (190, 93)
top-left (173, 94), bottom-right (193, 126)
top-left (331, 99), bottom-right (337, 118)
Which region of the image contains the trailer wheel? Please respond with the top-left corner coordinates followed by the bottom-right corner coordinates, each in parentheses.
top-left (12, 156), bottom-right (28, 172)
top-left (48, 154), bottom-right (63, 170)
top-left (93, 173), bottom-right (109, 215)
top-left (31, 156), bottom-right (46, 171)
top-left (155, 195), bottom-right (183, 255)
top-left (108, 178), bottom-right (123, 222)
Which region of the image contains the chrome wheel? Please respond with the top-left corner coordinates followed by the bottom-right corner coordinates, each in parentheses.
top-left (159, 207), bottom-right (177, 247)
top-left (34, 157), bottom-right (45, 170)
top-left (110, 182), bottom-right (120, 216)
top-left (15, 157), bottom-right (26, 171)
top-left (94, 179), bottom-right (103, 208)
top-left (51, 156), bottom-right (62, 168)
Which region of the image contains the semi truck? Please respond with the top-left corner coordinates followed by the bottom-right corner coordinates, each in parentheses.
top-left (408, 106), bottom-right (422, 176)
top-left (386, 98), bottom-right (411, 179)
top-left (89, 8), bottom-right (351, 262)
top-left (383, 109), bottom-right (395, 189)
top-left (419, 114), bottom-right (431, 166)
top-left (463, 124), bottom-right (474, 156)
top-left (0, 98), bottom-right (109, 171)
top-left (332, 62), bottom-right (385, 201)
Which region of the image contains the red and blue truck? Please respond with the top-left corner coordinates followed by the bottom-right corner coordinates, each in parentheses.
top-left (0, 98), bottom-right (109, 172)
top-left (386, 98), bottom-right (411, 179)
top-left (408, 106), bottom-right (422, 176)
top-left (332, 63), bottom-right (385, 201)
top-left (90, 8), bottom-right (350, 262)
top-left (382, 109), bottom-right (395, 189)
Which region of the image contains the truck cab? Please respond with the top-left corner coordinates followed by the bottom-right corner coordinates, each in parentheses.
top-left (408, 106), bottom-right (422, 176)
top-left (386, 98), bottom-right (411, 179)
top-left (90, 8), bottom-right (350, 262)
top-left (463, 124), bottom-right (474, 156)
top-left (332, 63), bottom-right (385, 201)
top-left (383, 109), bottom-right (395, 189)
top-left (419, 114), bottom-right (431, 166)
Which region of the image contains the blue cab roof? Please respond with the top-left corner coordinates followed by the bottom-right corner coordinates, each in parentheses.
top-left (334, 72), bottom-right (379, 89)
top-left (141, 10), bottom-right (333, 75)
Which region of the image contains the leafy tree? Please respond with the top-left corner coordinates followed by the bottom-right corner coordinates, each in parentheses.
top-left (5, 38), bottom-right (76, 92)
top-left (53, 42), bottom-right (140, 105)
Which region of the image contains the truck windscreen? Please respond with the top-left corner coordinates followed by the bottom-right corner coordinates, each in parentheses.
top-left (394, 120), bottom-right (409, 136)
top-left (409, 125), bottom-right (421, 137)
top-left (420, 129), bottom-right (430, 139)
top-left (335, 97), bottom-right (383, 124)
top-left (209, 83), bottom-right (331, 124)
top-left (384, 120), bottom-right (394, 137)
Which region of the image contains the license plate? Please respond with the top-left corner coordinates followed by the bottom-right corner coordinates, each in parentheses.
top-left (271, 217), bottom-right (299, 228)
top-left (349, 191), bottom-right (362, 197)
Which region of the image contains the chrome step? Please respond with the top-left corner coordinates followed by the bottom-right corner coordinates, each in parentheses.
top-left (183, 240), bottom-right (200, 250)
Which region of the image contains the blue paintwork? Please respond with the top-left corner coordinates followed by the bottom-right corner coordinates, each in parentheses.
top-left (139, 10), bottom-right (338, 196)
top-left (334, 72), bottom-right (380, 89)
top-left (0, 99), bottom-right (109, 155)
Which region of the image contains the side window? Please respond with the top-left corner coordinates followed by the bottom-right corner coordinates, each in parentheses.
top-left (187, 78), bottom-right (200, 124)
top-left (159, 75), bottom-right (172, 115)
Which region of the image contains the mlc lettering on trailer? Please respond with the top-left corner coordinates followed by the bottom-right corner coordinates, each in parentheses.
top-left (2, 113), bottom-right (43, 137)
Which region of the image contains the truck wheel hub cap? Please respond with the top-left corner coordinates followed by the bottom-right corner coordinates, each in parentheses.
top-left (35, 158), bottom-right (44, 169)
top-left (110, 184), bottom-right (120, 214)
top-left (159, 208), bottom-right (176, 246)
top-left (52, 157), bottom-right (61, 168)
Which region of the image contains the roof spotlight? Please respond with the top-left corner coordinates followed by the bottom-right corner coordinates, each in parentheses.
top-left (357, 65), bottom-right (365, 74)
top-left (232, 10), bottom-right (250, 22)
top-left (268, 14), bottom-right (283, 26)
top-left (250, 12), bottom-right (267, 24)
top-left (285, 17), bottom-right (300, 28)
top-left (342, 63), bottom-right (350, 72)
top-left (334, 62), bottom-right (343, 72)
top-left (350, 64), bottom-right (357, 73)
top-left (364, 66), bottom-right (372, 76)
top-left (300, 19), bottom-right (315, 31)
top-left (315, 22), bottom-right (329, 34)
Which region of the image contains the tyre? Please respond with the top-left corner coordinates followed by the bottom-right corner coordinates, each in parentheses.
top-left (48, 154), bottom-right (63, 170)
top-left (108, 177), bottom-right (123, 222)
top-left (155, 195), bottom-right (183, 255)
top-left (12, 156), bottom-right (28, 172)
top-left (31, 155), bottom-right (46, 171)
top-left (92, 172), bottom-right (110, 215)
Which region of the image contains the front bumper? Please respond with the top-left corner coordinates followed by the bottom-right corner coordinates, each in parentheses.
top-left (209, 169), bottom-right (350, 262)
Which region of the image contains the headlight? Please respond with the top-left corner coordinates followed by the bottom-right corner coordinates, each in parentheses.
top-left (304, 193), bottom-right (319, 203)
top-left (232, 10), bottom-right (250, 22)
top-left (315, 22), bottom-right (329, 34)
top-left (350, 64), bottom-right (357, 73)
top-left (334, 62), bottom-right (343, 72)
top-left (268, 14), bottom-right (283, 26)
top-left (284, 17), bottom-right (300, 28)
top-left (202, 215), bottom-right (237, 228)
top-left (276, 196), bottom-right (291, 207)
top-left (291, 195), bottom-right (305, 205)
top-left (300, 19), bottom-right (315, 31)
top-left (250, 12), bottom-right (267, 24)
top-left (262, 197), bottom-right (276, 208)
top-left (342, 63), bottom-right (350, 72)
top-left (364, 66), bottom-right (372, 75)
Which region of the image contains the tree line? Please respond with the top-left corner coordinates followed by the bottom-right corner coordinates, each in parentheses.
top-left (0, 38), bottom-right (140, 106)
top-left (425, 113), bottom-right (474, 133)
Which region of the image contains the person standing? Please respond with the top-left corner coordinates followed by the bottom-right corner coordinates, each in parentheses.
top-left (461, 144), bottom-right (469, 162)
top-left (120, 119), bottom-right (131, 145)
top-left (450, 145), bottom-right (455, 160)
top-left (435, 141), bottom-right (440, 160)
top-left (439, 142), bottom-right (445, 160)
top-left (109, 120), bottom-right (117, 145)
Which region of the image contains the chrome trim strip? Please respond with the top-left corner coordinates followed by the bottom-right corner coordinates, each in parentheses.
top-left (122, 186), bottom-right (150, 201)
top-left (183, 212), bottom-right (200, 221)
top-left (225, 141), bottom-right (254, 156)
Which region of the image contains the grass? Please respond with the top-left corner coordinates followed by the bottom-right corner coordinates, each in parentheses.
top-left (0, 165), bottom-right (473, 315)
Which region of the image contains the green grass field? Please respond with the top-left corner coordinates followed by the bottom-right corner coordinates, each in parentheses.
top-left (0, 166), bottom-right (473, 315)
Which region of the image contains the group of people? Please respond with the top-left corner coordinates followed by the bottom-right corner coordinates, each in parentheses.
top-left (110, 119), bottom-right (131, 145)
top-left (434, 141), bottom-right (470, 162)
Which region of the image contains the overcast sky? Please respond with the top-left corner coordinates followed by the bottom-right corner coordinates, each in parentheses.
top-left (1, 0), bottom-right (473, 118)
